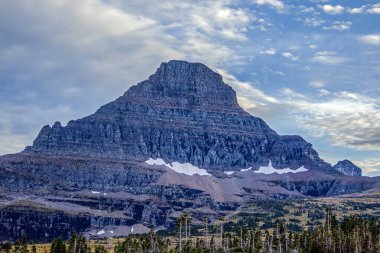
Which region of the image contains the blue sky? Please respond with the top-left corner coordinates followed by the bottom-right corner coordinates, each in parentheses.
top-left (0, 0), bottom-right (379, 175)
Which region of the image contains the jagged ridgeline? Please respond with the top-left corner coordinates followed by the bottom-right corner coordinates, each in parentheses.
top-left (27, 60), bottom-right (330, 171)
top-left (0, 60), bottom-right (374, 241)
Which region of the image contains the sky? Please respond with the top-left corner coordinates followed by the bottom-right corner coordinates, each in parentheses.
top-left (0, 0), bottom-right (379, 175)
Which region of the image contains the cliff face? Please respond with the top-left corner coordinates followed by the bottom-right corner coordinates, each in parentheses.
top-left (26, 60), bottom-right (329, 171)
top-left (333, 160), bottom-right (362, 177)
top-left (0, 203), bottom-right (92, 241)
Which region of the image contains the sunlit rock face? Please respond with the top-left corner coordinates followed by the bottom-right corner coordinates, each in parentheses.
top-left (26, 60), bottom-right (330, 172)
top-left (333, 160), bottom-right (362, 177)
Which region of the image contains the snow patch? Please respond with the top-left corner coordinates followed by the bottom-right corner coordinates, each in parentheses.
top-left (241, 167), bottom-right (252, 172)
top-left (145, 158), bottom-right (211, 176)
top-left (254, 161), bottom-right (308, 175)
top-left (97, 230), bottom-right (105, 235)
top-left (91, 191), bottom-right (107, 195)
top-left (224, 167), bottom-right (251, 175)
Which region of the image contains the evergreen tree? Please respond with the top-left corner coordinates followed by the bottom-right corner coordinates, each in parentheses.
top-left (50, 238), bottom-right (66, 253)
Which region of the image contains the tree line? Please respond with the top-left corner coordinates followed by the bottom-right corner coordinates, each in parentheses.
top-left (2, 209), bottom-right (380, 253)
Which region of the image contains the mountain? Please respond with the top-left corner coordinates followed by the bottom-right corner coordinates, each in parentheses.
top-left (333, 160), bottom-right (362, 177)
top-left (26, 60), bottom-right (329, 171)
top-left (0, 60), bottom-right (376, 241)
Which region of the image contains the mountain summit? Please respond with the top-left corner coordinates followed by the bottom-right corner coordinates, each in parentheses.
top-left (27, 60), bottom-right (329, 171)
top-left (128, 60), bottom-right (240, 109)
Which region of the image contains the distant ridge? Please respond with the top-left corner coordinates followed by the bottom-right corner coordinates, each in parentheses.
top-left (333, 160), bottom-right (362, 177)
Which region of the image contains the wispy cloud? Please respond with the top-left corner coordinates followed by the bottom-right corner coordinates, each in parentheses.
top-left (281, 52), bottom-right (298, 61)
top-left (301, 17), bottom-right (325, 27)
top-left (252, 0), bottom-right (285, 11)
top-left (347, 6), bottom-right (367, 14)
top-left (355, 159), bottom-right (380, 176)
top-left (282, 90), bottom-right (380, 151)
top-left (312, 51), bottom-right (348, 64)
top-left (260, 48), bottom-right (277, 55)
top-left (323, 21), bottom-right (352, 31)
top-left (347, 3), bottom-right (380, 15)
top-left (309, 80), bottom-right (326, 88)
top-left (359, 34), bottom-right (380, 46)
top-left (299, 6), bottom-right (319, 15)
top-left (368, 3), bottom-right (380, 14)
top-left (217, 69), bottom-right (278, 110)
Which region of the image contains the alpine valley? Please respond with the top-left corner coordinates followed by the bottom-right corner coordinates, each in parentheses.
top-left (0, 61), bottom-right (379, 241)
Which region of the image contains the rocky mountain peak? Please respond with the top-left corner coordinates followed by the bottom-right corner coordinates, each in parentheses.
top-left (149, 60), bottom-right (223, 88)
top-left (25, 60), bottom-right (332, 171)
top-left (333, 160), bottom-right (362, 177)
top-left (122, 60), bottom-right (239, 111)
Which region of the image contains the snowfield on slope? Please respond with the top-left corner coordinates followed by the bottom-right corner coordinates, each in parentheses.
top-left (146, 158), bottom-right (307, 176)
top-left (224, 161), bottom-right (308, 175)
top-left (145, 158), bottom-right (211, 176)
top-left (96, 230), bottom-right (105, 235)
top-left (254, 161), bottom-right (308, 174)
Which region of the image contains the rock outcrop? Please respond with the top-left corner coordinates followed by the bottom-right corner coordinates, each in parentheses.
top-left (333, 160), bottom-right (362, 177)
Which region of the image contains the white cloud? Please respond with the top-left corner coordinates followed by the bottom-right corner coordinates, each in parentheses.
top-left (309, 80), bottom-right (326, 88)
top-left (268, 69), bottom-right (285, 76)
top-left (281, 52), bottom-right (298, 61)
top-left (347, 4), bottom-right (380, 15)
top-left (186, 3), bottom-right (251, 42)
top-left (320, 4), bottom-right (345, 15)
top-left (282, 90), bottom-right (380, 151)
top-left (312, 51), bottom-right (348, 65)
top-left (281, 88), bottom-right (306, 99)
top-left (355, 159), bottom-right (380, 176)
top-left (255, 18), bottom-right (273, 31)
top-left (359, 34), bottom-right (380, 46)
top-left (252, 0), bottom-right (285, 11)
top-left (323, 21), bottom-right (352, 31)
top-left (347, 6), bottom-right (366, 14)
top-left (260, 48), bottom-right (277, 55)
top-left (368, 3), bottom-right (380, 14)
top-left (318, 89), bottom-right (331, 96)
top-left (217, 69), bottom-right (278, 110)
top-left (309, 44), bottom-right (317, 49)
top-left (301, 17), bottom-right (325, 27)
top-left (300, 6), bottom-right (318, 15)
top-left (218, 73), bottom-right (380, 153)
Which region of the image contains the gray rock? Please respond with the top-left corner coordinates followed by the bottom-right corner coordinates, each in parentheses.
top-left (333, 159), bottom-right (362, 177)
